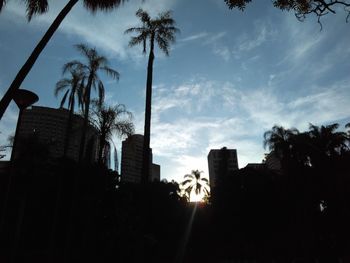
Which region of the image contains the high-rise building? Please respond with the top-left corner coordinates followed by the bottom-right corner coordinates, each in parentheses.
top-left (207, 147), bottom-right (239, 188)
top-left (120, 134), bottom-right (160, 183)
top-left (13, 106), bottom-right (99, 162)
top-left (151, 163), bottom-right (161, 182)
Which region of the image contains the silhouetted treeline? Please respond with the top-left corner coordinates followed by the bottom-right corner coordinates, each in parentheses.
top-left (0, 122), bottom-right (349, 262)
top-left (203, 123), bottom-right (350, 262)
top-left (0, 157), bottom-right (190, 263)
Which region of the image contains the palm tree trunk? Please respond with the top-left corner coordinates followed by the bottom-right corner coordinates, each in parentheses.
top-left (79, 76), bottom-right (93, 163)
top-left (142, 37), bottom-right (155, 184)
top-left (0, 0), bottom-right (79, 121)
top-left (98, 134), bottom-right (106, 165)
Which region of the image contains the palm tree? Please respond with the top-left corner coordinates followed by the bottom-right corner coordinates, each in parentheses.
top-left (181, 170), bottom-right (210, 202)
top-left (125, 9), bottom-right (179, 183)
top-left (64, 44), bottom-right (120, 162)
top-left (90, 100), bottom-right (134, 166)
top-left (263, 125), bottom-right (299, 161)
top-left (0, 0), bottom-right (125, 121)
top-left (308, 123), bottom-right (348, 158)
top-left (54, 68), bottom-right (84, 157)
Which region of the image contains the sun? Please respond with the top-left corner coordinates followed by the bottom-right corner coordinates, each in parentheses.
top-left (190, 191), bottom-right (205, 202)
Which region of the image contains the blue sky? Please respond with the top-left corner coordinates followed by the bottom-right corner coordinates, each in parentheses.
top-left (0, 0), bottom-right (349, 182)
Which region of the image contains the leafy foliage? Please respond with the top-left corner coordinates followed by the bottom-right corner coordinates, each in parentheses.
top-left (225, 0), bottom-right (350, 23)
top-left (0, 0), bottom-right (126, 20)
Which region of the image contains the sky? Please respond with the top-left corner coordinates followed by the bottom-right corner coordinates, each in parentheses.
top-left (0, 0), bottom-right (349, 183)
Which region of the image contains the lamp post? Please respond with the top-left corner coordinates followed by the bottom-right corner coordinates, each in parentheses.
top-left (0, 89), bottom-right (38, 261)
top-left (10, 89), bottom-right (39, 161)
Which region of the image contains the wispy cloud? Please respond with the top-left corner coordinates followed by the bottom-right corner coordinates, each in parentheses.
top-left (203, 31), bottom-right (227, 45)
top-left (179, 32), bottom-right (208, 42)
top-left (139, 76), bottom-right (350, 180)
top-left (213, 45), bottom-right (231, 61)
top-left (3, 0), bottom-right (177, 60)
top-left (238, 23), bottom-right (272, 52)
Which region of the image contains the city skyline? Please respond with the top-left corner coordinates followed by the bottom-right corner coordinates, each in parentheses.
top-left (1, 0), bottom-right (350, 182)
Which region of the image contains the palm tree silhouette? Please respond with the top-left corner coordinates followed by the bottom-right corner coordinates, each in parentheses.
top-left (90, 100), bottom-right (134, 166)
top-left (64, 44), bottom-right (119, 162)
top-left (181, 170), bottom-right (210, 201)
top-left (125, 9), bottom-right (179, 183)
top-left (264, 125), bottom-right (300, 160)
top-left (55, 68), bottom-right (84, 157)
top-left (0, 0), bottom-right (125, 121)
top-left (308, 123), bottom-right (348, 157)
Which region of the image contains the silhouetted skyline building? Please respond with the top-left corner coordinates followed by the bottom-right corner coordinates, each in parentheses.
top-left (12, 106), bottom-right (99, 162)
top-left (264, 151), bottom-right (282, 173)
top-left (151, 163), bottom-right (161, 182)
top-left (121, 134), bottom-right (160, 183)
top-left (245, 163), bottom-right (266, 170)
top-left (208, 147), bottom-right (239, 188)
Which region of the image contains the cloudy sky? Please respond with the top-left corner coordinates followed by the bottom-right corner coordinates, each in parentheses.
top-left (0, 0), bottom-right (349, 182)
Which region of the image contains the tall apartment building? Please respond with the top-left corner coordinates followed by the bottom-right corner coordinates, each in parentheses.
top-left (121, 134), bottom-right (160, 183)
top-left (207, 147), bottom-right (239, 188)
top-left (13, 106), bottom-right (99, 162)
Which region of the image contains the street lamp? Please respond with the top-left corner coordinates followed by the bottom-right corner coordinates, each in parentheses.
top-left (10, 89), bottom-right (39, 161)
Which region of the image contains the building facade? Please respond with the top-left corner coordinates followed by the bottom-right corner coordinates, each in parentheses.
top-left (208, 147), bottom-right (239, 188)
top-left (151, 163), bottom-right (161, 182)
top-left (121, 134), bottom-right (160, 183)
top-left (13, 106), bottom-right (99, 162)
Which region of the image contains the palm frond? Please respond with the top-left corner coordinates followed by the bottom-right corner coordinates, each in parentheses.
top-left (181, 179), bottom-right (192, 186)
top-left (184, 174), bottom-right (194, 179)
top-left (124, 27), bottom-right (145, 34)
top-left (97, 79), bottom-right (105, 106)
top-left (75, 43), bottom-right (93, 61)
top-left (54, 79), bottom-right (70, 97)
top-left (203, 187), bottom-right (210, 196)
top-left (0, 0), bottom-right (6, 12)
top-left (114, 120), bottom-right (135, 137)
top-left (195, 182), bottom-right (202, 195)
top-left (95, 55), bottom-right (108, 67)
top-left (83, 0), bottom-right (125, 13)
top-left (136, 8), bottom-right (151, 23)
top-left (128, 34), bottom-right (147, 49)
top-left (155, 35), bottom-right (170, 56)
top-left (26, 0), bottom-right (48, 21)
top-left (63, 60), bottom-right (87, 75)
top-left (201, 177), bottom-right (209, 183)
top-left (101, 66), bottom-right (120, 80)
top-left (59, 89), bottom-right (70, 108)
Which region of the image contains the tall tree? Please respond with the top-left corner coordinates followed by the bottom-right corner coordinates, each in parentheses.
top-left (263, 125), bottom-right (299, 161)
top-left (63, 44), bottom-right (119, 162)
top-left (55, 68), bottom-right (84, 157)
top-left (90, 101), bottom-right (134, 166)
top-left (0, 0), bottom-right (125, 121)
top-left (181, 170), bottom-right (210, 201)
top-left (308, 123), bottom-right (348, 155)
top-left (125, 9), bottom-right (179, 183)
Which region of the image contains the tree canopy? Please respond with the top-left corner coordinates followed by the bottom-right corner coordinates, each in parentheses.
top-left (225, 0), bottom-right (350, 24)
